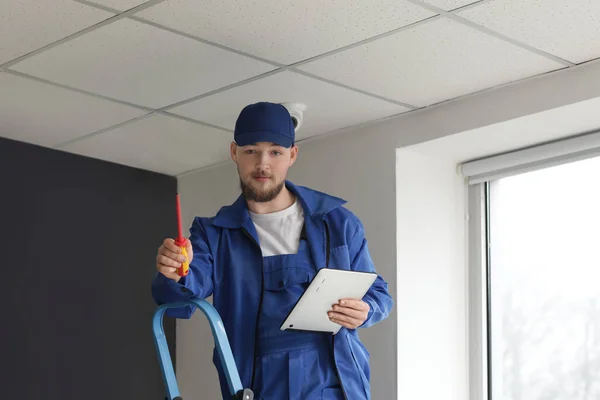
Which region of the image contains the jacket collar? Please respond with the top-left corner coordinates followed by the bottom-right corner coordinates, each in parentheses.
top-left (212, 180), bottom-right (346, 229)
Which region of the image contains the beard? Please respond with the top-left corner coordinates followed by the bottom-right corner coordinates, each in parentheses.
top-left (239, 174), bottom-right (285, 203)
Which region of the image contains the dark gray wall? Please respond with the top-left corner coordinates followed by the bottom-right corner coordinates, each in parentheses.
top-left (1, 137), bottom-right (177, 399)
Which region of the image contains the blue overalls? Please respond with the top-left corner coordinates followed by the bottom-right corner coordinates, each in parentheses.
top-left (252, 233), bottom-right (344, 400)
top-left (153, 181), bottom-right (395, 399)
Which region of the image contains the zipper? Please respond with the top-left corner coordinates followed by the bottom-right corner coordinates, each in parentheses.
top-left (324, 220), bottom-right (349, 400)
top-left (324, 220), bottom-right (330, 269)
top-left (242, 227), bottom-right (264, 392)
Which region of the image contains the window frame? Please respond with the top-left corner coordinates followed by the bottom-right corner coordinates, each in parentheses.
top-left (468, 182), bottom-right (490, 400)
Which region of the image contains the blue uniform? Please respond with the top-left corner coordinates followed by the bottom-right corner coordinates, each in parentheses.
top-left (253, 237), bottom-right (343, 399)
top-left (152, 181), bottom-right (393, 399)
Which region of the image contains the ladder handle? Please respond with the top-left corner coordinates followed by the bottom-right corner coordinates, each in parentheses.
top-left (152, 299), bottom-right (244, 399)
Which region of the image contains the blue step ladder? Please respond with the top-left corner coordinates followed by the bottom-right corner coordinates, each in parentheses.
top-left (152, 299), bottom-right (254, 400)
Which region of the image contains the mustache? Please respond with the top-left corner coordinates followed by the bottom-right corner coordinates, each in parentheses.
top-left (252, 172), bottom-right (272, 178)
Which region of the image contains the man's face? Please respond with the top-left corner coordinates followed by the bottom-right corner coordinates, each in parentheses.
top-left (230, 141), bottom-right (298, 202)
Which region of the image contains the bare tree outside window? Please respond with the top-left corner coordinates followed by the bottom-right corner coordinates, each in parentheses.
top-left (489, 155), bottom-right (600, 400)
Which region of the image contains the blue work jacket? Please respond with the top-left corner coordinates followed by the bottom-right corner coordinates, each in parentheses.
top-left (151, 181), bottom-right (394, 399)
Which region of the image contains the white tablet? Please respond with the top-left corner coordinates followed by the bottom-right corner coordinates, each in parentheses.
top-left (280, 268), bottom-right (377, 335)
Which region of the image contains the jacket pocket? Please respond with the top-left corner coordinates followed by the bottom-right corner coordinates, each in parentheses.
top-left (329, 244), bottom-right (351, 270)
top-left (263, 266), bottom-right (315, 291)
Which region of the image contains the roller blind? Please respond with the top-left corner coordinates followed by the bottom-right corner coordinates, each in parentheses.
top-left (460, 129), bottom-right (600, 184)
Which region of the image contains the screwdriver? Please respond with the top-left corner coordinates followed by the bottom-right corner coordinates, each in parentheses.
top-left (174, 193), bottom-right (189, 277)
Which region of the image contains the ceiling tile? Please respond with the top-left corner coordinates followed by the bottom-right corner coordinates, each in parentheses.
top-left (457, 0), bottom-right (600, 64)
top-left (0, 72), bottom-right (147, 147)
top-left (135, 0), bottom-right (436, 65)
top-left (0, 0), bottom-right (113, 65)
top-left (421, 0), bottom-right (477, 10)
top-left (60, 114), bottom-right (232, 175)
top-left (88, 0), bottom-right (148, 11)
top-left (298, 17), bottom-right (565, 107)
top-left (9, 18), bottom-right (275, 109)
top-left (169, 71), bottom-right (409, 140)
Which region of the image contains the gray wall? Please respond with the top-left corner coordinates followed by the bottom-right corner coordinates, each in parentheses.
top-left (177, 134), bottom-right (398, 399)
top-left (0, 137), bottom-right (177, 400)
top-left (177, 166), bottom-right (240, 399)
top-left (287, 133), bottom-right (398, 400)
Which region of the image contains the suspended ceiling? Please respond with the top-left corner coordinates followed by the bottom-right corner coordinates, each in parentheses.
top-left (1, 0), bottom-right (599, 176)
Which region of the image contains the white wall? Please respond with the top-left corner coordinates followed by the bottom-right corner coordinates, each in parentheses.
top-left (175, 58), bottom-right (600, 399)
top-left (396, 148), bottom-right (468, 400)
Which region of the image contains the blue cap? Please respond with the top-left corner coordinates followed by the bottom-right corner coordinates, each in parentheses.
top-left (234, 102), bottom-right (295, 148)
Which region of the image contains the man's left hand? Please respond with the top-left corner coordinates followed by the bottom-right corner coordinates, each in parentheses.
top-left (328, 299), bottom-right (370, 329)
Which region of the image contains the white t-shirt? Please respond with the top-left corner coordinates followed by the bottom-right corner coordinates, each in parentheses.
top-left (248, 200), bottom-right (304, 256)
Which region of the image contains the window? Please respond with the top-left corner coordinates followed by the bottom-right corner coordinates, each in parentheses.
top-left (486, 156), bottom-right (600, 400)
top-left (463, 148), bottom-right (600, 400)
top-left (461, 130), bottom-right (600, 400)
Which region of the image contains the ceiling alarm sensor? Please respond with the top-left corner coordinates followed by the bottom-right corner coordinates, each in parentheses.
top-left (281, 103), bottom-right (307, 132)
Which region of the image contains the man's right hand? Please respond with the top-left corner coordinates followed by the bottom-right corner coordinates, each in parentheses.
top-left (156, 238), bottom-right (193, 282)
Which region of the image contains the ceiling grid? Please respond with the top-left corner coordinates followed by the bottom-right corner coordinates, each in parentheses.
top-left (1, 0), bottom-right (599, 175)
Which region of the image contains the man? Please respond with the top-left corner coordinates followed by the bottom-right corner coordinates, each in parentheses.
top-left (152, 102), bottom-right (393, 400)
